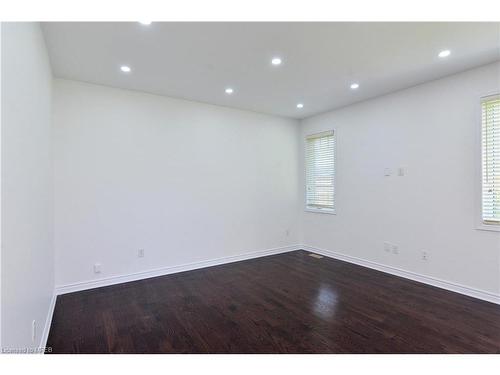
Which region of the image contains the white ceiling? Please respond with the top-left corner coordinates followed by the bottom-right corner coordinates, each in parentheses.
top-left (42, 22), bottom-right (500, 119)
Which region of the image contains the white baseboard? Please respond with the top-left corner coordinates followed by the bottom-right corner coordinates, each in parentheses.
top-left (302, 245), bottom-right (500, 305)
top-left (40, 292), bottom-right (57, 352)
top-left (55, 244), bottom-right (301, 295)
top-left (53, 243), bottom-right (500, 306)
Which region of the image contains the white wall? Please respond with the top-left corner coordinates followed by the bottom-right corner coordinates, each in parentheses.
top-left (1, 23), bottom-right (54, 349)
top-left (53, 79), bottom-right (300, 287)
top-left (300, 62), bottom-right (500, 295)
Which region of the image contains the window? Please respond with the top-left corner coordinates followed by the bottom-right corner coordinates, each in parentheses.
top-left (481, 95), bottom-right (500, 227)
top-left (305, 130), bottom-right (335, 213)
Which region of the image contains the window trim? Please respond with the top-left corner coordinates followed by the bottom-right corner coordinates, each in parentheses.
top-left (304, 129), bottom-right (337, 215)
top-left (476, 93), bottom-right (500, 232)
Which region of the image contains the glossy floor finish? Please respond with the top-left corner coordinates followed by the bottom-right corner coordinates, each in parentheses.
top-left (47, 250), bottom-right (500, 353)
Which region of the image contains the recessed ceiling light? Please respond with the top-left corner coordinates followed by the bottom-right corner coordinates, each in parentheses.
top-left (138, 21), bottom-right (152, 25)
top-left (438, 49), bottom-right (451, 58)
top-left (296, 103), bottom-right (304, 109)
top-left (225, 88), bottom-right (234, 94)
top-left (350, 83), bottom-right (360, 89)
top-left (120, 65), bottom-right (131, 73)
top-left (271, 57), bottom-right (282, 66)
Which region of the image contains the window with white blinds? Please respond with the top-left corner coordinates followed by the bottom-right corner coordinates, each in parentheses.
top-left (481, 95), bottom-right (500, 226)
top-left (305, 130), bottom-right (335, 212)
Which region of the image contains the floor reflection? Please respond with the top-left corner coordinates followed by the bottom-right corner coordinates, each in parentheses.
top-left (313, 283), bottom-right (338, 319)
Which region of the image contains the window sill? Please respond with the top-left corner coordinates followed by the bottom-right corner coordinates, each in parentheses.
top-left (476, 223), bottom-right (500, 232)
top-left (305, 207), bottom-right (336, 215)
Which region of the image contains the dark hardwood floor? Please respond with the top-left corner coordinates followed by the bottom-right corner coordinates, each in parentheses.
top-left (47, 250), bottom-right (500, 353)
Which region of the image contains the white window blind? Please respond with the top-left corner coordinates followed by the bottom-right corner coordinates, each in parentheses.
top-left (481, 95), bottom-right (500, 225)
top-left (306, 130), bottom-right (335, 212)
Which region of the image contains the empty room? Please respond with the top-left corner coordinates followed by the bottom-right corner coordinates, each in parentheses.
top-left (1, 5), bottom-right (500, 363)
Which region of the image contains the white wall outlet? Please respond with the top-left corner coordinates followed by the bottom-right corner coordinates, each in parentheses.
top-left (421, 250), bottom-right (428, 261)
top-left (384, 242), bottom-right (391, 252)
top-left (398, 167), bottom-right (406, 176)
top-left (384, 168), bottom-right (391, 176)
top-left (94, 263), bottom-right (101, 274)
top-left (392, 244), bottom-right (399, 254)
top-left (138, 248), bottom-right (145, 258)
top-left (32, 320), bottom-right (36, 343)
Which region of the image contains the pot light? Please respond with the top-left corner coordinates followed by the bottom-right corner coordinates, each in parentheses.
top-left (139, 21), bottom-right (152, 25)
top-left (271, 57), bottom-right (282, 66)
top-left (225, 88), bottom-right (234, 94)
top-left (296, 103), bottom-right (304, 109)
top-left (438, 49), bottom-right (451, 58)
top-left (120, 65), bottom-right (131, 73)
top-left (350, 83), bottom-right (359, 89)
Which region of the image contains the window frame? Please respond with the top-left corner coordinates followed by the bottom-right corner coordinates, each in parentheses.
top-left (304, 129), bottom-right (337, 215)
top-left (477, 94), bottom-right (500, 232)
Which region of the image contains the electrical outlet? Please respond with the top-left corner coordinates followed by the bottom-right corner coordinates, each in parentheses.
top-left (94, 263), bottom-right (101, 274)
top-left (398, 167), bottom-right (406, 176)
top-left (285, 229), bottom-right (290, 237)
top-left (392, 244), bottom-right (399, 254)
top-left (32, 320), bottom-right (36, 343)
top-left (383, 242), bottom-right (391, 252)
top-left (421, 250), bottom-right (428, 261)
top-left (138, 249), bottom-right (145, 258)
